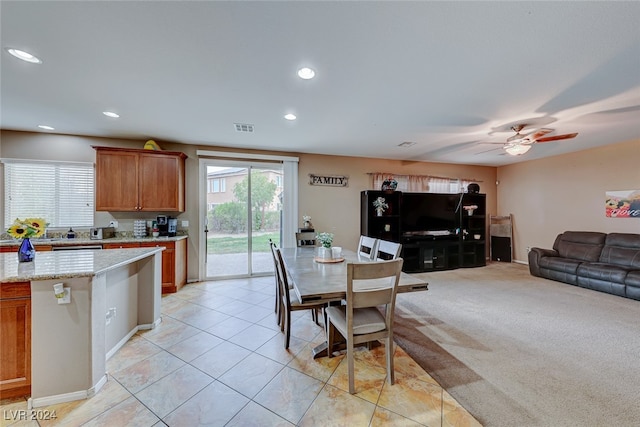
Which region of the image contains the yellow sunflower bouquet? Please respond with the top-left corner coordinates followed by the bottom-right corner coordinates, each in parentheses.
top-left (7, 218), bottom-right (48, 239)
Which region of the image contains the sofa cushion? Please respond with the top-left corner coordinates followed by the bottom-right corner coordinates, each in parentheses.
top-left (599, 233), bottom-right (640, 269)
top-left (539, 256), bottom-right (583, 274)
top-left (553, 231), bottom-right (606, 262)
top-left (626, 270), bottom-right (640, 288)
top-left (626, 271), bottom-right (640, 301)
top-left (576, 262), bottom-right (630, 284)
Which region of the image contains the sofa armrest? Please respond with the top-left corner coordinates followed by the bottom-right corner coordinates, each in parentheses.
top-left (528, 247), bottom-right (558, 276)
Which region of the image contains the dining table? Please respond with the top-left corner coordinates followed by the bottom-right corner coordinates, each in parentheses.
top-left (279, 246), bottom-right (429, 357)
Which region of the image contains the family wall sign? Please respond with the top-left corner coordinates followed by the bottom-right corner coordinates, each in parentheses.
top-left (308, 174), bottom-right (349, 187)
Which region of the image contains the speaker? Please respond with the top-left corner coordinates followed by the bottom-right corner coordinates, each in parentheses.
top-left (491, 236), bottom-right (512, 262)
top-left (467, 183), bottom-right (480, 193)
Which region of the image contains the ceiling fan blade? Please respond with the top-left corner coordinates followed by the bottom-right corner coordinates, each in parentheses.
top-left (478, 141), bottom-right (506, 145)
top-left (536, 133), bottom-right (578, 143)
top-left (475, 146), bottom-right (503, 155)
top-left (528, 128), bottom-right (554, 140)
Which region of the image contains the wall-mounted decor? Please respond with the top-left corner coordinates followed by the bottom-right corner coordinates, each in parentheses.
top-left (605, 190), bottom-right (640, 218)
top-left (309, 174), bottom-right (348, 187)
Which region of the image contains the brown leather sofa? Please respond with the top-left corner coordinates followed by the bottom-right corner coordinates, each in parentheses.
top-left (528, 231), bottom-right (640, 300)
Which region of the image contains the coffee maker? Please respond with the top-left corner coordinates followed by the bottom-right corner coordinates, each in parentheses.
top-left (156, 215), bottom-right (178, 237)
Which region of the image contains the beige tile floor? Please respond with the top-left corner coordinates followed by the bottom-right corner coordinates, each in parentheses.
top-left (1, 276), bottom-right (480, 426)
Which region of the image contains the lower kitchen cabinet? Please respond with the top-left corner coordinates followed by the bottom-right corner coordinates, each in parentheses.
top-left (0, 245), bottom-right (52, 253)
top-left (0, 281), bottom-right (31, 399)
top-left (103, 239), bottom-right (187, 294)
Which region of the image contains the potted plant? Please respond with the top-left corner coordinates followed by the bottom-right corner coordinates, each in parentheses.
top-left (302, 214), bottom-right (313, 230)
top-left (316, 232), bottom-right (334, 259)
top-left (373, 197), bottom-right (389, 216)
top-left (463, 204), bottom-right (478, 216)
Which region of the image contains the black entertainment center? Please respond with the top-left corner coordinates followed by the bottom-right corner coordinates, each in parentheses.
top-left (361, 190), bottom-right (486, 272)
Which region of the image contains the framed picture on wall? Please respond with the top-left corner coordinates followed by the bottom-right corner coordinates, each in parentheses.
top-left (605, 190), bottom-right (640, 218)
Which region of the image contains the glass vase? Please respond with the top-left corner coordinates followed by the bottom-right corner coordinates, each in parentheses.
top-left (18, 238), bottom-right (36, 262)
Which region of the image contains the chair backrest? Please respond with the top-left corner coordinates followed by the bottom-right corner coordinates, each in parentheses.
top-left (269, 239), bottom-right (278, 266)
top-left (296, 231), bottom-right (316, 247)
top-left (346, 258), bottom-right (404, 324)
top-left (358, 235), bottom-right (378, 260)
top-left (375, 240), bottom-right (402, 261)
top-left (274, 247), bottom-right (293, 308)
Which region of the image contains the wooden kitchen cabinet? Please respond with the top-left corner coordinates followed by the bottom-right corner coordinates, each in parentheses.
top-left (93, 146), bottom-right (187, 212)
top-left (102, 243), bottom-right (141, 249)
top-left (0, 281), bottom-right (31, 399)
top-left (103, 239), bottom-right (187, 294)
top-left (0, 245), bottom-right (51, 253)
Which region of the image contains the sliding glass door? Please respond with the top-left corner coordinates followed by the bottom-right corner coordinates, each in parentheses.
top-left (203, 161), bottom-right (282, 278)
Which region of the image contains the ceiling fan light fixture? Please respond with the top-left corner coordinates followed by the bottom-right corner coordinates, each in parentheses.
top-left (504, 144), bottom-right (532, 156)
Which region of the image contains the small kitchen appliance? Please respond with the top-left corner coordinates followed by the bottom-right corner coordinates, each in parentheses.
top-left (90, 227), bottom-right (115, 240)
top-left (156, 216), bottom-right (178, 237)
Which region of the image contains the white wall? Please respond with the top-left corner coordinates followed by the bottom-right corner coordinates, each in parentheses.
top-left (497, 138), bottom-right (640, 263)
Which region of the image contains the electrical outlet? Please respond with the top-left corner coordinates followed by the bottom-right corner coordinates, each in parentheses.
top-left (526, 246), bottom-right (531, 253)
top-left (57, 287), bottom-right (71, 304)
top-left (105, 307), bottom-right (117, 325)
top-left (181, 220), bottom-right (189, 228)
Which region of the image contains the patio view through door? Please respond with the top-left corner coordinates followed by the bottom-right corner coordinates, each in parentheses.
top-left (204, 161), bottom-right (282, 278)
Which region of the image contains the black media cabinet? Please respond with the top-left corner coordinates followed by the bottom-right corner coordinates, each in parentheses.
top-left (361, 190), bottom-right (486, 272)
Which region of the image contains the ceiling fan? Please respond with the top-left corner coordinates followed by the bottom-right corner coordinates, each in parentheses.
top-left (501, 124), bottom-right (578, 155)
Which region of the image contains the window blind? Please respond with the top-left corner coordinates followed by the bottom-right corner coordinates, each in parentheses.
top-left (3, 160), bottom-right (94, 228)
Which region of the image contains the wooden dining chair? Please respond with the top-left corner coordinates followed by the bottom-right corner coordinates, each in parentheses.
top-left (269, 239), bottom-right (283, 323)
top-left (326, 258), bottom-right (404, 394)
top-left (296, 231), bottom-right (317, 247)
top-left (273, 247), bottom-right (325, 348)
top-left (358, 235), bottom-right (378, 260)
top-left (375, 239), bottom-right (402, 261)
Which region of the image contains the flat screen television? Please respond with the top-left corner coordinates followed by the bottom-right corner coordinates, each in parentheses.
top-left (400, 192), bottom-right (460, 235)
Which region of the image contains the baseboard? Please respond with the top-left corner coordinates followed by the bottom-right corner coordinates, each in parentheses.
top-left (28, 374), bottom-right (107, 409)
top-left (105, 318), bottom-right (161, 360)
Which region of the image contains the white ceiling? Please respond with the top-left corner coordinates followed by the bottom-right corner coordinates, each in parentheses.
top-left (1, 1), bottom-right (639, 166)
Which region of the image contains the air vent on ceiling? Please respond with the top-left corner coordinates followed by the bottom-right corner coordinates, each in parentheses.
top-left (234, 123), bottom-right (254, 133)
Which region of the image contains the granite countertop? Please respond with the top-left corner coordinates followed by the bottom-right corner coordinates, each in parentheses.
top-left (0, 234), bottom-right (188, 247)
top-left (0, 247), bottom-right (164, 282)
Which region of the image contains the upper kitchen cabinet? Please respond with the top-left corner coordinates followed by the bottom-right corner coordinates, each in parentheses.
top-left (93, 146), bottom-right (187, 212)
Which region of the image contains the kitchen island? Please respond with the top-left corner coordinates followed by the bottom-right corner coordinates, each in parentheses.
top-left (0, 247), bottom-right (163, 407)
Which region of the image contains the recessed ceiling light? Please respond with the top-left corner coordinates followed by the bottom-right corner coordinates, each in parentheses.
top-left (284, 113), bottom-right (297, 121)
top-left (5, 48), bottom-right (42, 64)
top-left (297, 67), bottom-right (315, 80)
top-left (103, 111), bottom-right (120, 118)
top-left (37, 125), bottom-right (54, 130)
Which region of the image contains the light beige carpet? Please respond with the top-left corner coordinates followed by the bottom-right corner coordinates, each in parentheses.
top-left (394, 262), bottom-right (640, 427)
